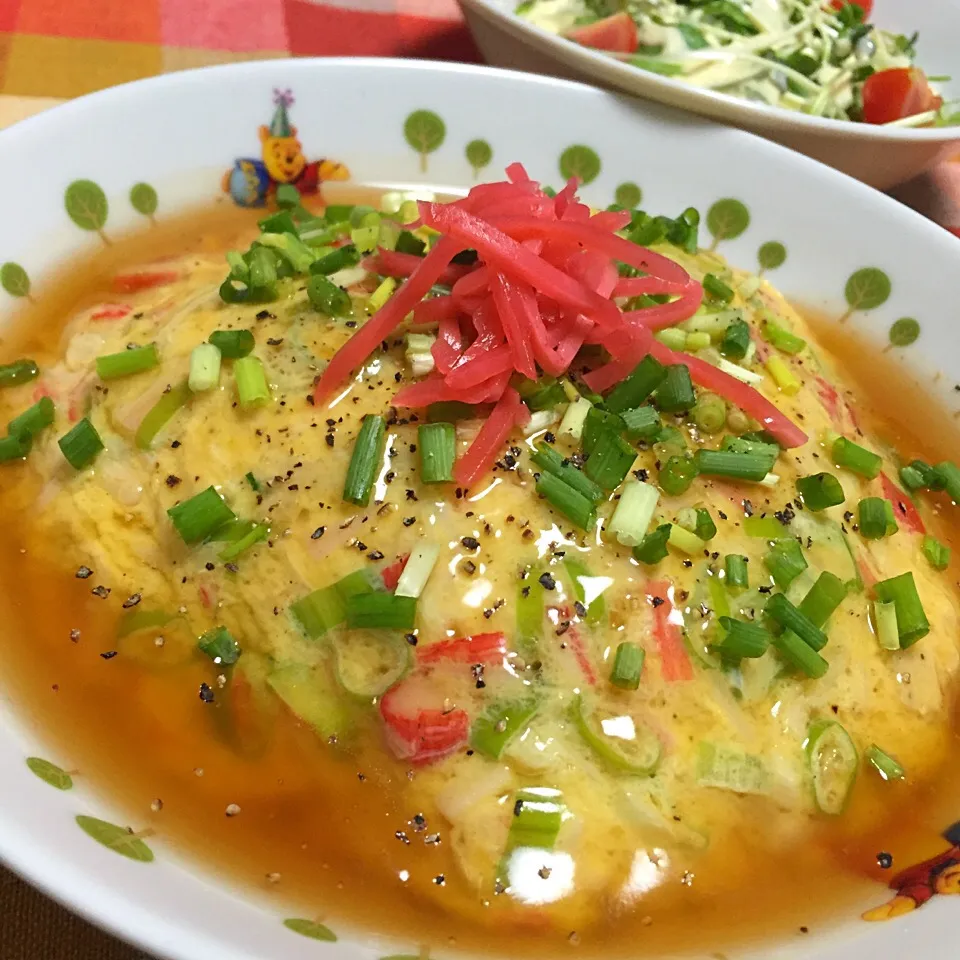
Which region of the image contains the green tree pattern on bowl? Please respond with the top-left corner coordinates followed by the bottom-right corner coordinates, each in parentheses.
top-left (283, 918), bottom-right (338, 941)
top-left (404, 111), bottom-right (445, 174)
top-left (26, 757), bottom-right (73, 790)
top-left (465, 139), bottom-right (493, 179)
top-left (0, 262), bottom-right (32, 301)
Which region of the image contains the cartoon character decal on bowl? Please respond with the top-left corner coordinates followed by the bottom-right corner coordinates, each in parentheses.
top-left (864, 821), bottom-right (960, 921)
top-left (222, 89), bottom-right (349, 207)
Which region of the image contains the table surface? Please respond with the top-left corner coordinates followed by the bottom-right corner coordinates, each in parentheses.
top-left (0, 86), bottom-right (957, 960)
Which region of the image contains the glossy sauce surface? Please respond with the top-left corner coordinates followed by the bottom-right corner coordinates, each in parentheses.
top-left (0, 200), bottom-right (959, 957)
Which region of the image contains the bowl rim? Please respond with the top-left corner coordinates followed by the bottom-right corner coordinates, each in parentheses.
top-left (458, 0), bottom-right (960, 144)
top-left (0, 54), bottom-right (959, 960)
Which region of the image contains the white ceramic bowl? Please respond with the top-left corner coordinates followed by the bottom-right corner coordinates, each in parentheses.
top-left (1, 56), bottom-right (960, 960)
top-left (458, 0), bottom-right (960, 189)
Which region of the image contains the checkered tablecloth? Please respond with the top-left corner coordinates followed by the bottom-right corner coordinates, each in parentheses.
top-left (0, 1), bottom-right (957, 957)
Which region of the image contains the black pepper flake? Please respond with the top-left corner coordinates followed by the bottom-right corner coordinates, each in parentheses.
top-left (311, 526), bottom-right (325, 540)
top-left (255, 309), bottom-right (274, 321)
top-left (395, 831), bottom-right (410, 844)
top-left (513, 798), bottom-right (525, 817)
top-left (225, 562), bottom-right (239, 574)
top-left (877, 852), bottom-right (893, 870)
top-left (633, 468), bottom-right (649, 482)
top-left (199, 683), bottom-right (215, 703)
top-left (538, 572), bottom-right (556, 590)
top-left (69, 629), bottom-right (80, 642)
top-left (356, 541), bottom-right (367, 552)
top-left (122, 593), bottom-right (142, 609)
top-left (742, 499), bottom-right (754, 517)
top-left (100, 650), bottom-right (117, 660)
top-left (205, 562), bottom-right (216, 571)
top-left (651, 596), bottom-right (665, 608)
top-left (406, 489), bottom-right (418, 502)
top-left (368, 550), bottom-right (385, 561)
top-left (91, 585), bottom-right (110, 599)
top-left (472, 663), bottom-right (486, 689)
top-left (325, 434), bottom-right (335, 448)
top-left (266, 337), bottom-right (284, 346)
top-left (574, 600), bottom-right (587, 618)
top-left (405, 633), bottom-right (418, 646)
top-left (433, 875), bottom-right (446, 886)
top-left (412, 813), bottom-right (426, 831)
top-left (462, 559), bottom-right (477, 575)
top-left (461, 536), bottom-right (480, 550)
top-left (682, 559), bottom-right (693, 568)
top-left (165, 475), bottom-right (181, 488)
top-left (718, 510), bottom-right (727, 520)
top-left (402, 516), bottom-right (415, 527)
top-left (758, 585), bottom-right (772, 594)
top-left (76, 566), bottom-right (93, 579)
top-left (171, 440), bottom-right (181, 449)
top-left (800, 927), bottom-right (809, 935)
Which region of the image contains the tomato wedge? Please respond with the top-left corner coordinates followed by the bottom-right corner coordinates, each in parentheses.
top-left (567, 13), bottom-right (638, 54)
top-left (862, 68), bottom-right (941, 125)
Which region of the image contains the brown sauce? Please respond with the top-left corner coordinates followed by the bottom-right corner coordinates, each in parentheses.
top-left (0, 203), bottom-right (958, 958)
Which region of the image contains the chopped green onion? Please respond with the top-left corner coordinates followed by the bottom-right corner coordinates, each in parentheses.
top-left (866, 744), bottom-right (905, 782)
top-left (900, 459), bottom-right (942, 492)
top-left (922, 535), bottom-right (951, 571)
top-left (796, 472), bottom-right (845, 511)
top-left (218, 522), bottom-right (269, 561)
top-left (0, 432), bottom-right (31, 462)
top-left (275, 184), bottom-right (302, 210)
top-left (246, 245), bottom-right (280, 296)
top-left (531, 442), bottom-right (603, 504)
top-left (58, 417), bottom-right (104, 469)
top-left (574, 696), bottom-right (661, 775)
top-left (8, 395), bottom-right (54, 441)
top-left (516, 567), bottom-right (545, 657)
top-left (418, 422), bottom-right (455, 484)
top-left (520, 377), bottom-right (567, 412)
top-left (290, 569), bottom-right (376, 639)
top-left (427, 401), bottom-right (476, 422)
top-left (858, 497), bottom-right (888, 540)
top-left (345, 591), bottom-right (417, 630)
top-left (605, 354), bottom-right (666, 413)
top-left (691, 393), bottom-right (726, 434)
top-left (744, 515), bottom-right (783, 539)
top-left (694, 507), bottom-right (717, 541)
top-left (762, 320), bottom-right (806, 355)
top-left (167, 486), bottom-right (235, 545)
top-left (717, 357), bottom-right (763, 384)
top-left (873, 599), bottom-right (900, 651)
top-left (233, 356), bottom-right (270, 408)
top-left (832, 437), bottom-right (881, 479)
top-left (259, 209), bottom-right (298, 234)
top-left (633, 523), bottom-right (671, 565)
top-left (668, 523), bottom-right (705, 556)
top-left (686, 331), bottom-right (711, 351)
top-left (564, 557), bottom-right (608, 625)
top-left (656, 327), bottom-right (687, 351)
top-left (395, 544), bottom-right (440, 599)
top-left (724, 554), bottom-right (749, 590)
top-left (611, 642), bottom-right (645, 690)
top-left (310, 243), bottom-right (360, 276)
top-left (395, 231), bottom-right (426, 256)
top-left (654, 364), bottom-right (696, 413)
top-left (209, 329), bottom-right (254, 359)
top-left (719, 435), bottom-right (779, 462)
top-left (608, 480), bottom-right (659, 547)
top-left (935, 461), bottom-right (960, 502)
top-left (807, 720), bottom-right (857, 814)
top-left (582, 407), bottom-right (625, 456)
top-left (258, 231), bottom-right (315, 273)
top-left (720, 318), bottom-right (751, 361)
top-left (798, 572), bottom-right (847, 628)
top-left (620, 405), bottom-right (661, 441)
top-left (584, 433), bottom-right (636, 491)
top-left (244, 472), bottom-right (261, 492)
top-left (658, 454), bottom-right (698, 495)
top-left (773, 629), bottom-right (828, 678)
top-left (536, 471), bottom-right (597, 530)
top-left (505, 788), bottom-right (564, 851)
top-left (95, 344), bottom-right (159, 380)
top-left (765, 593), bottom-right (828, 651)
top-left (0, 359), bottom-right (39, 388)
top-left (471, 698), bottom-right (541, 759)
top-left (135, 380), bottom-right (190, 449)
top-left (764, 538), bottom-right (807, 590)
top-left (367, 277), bottom-right (396, 315)
top-left (188, 343), bottom-right (221, 392)
top-left (874, 572), bottom-right (929, 648)
top-left (764, 355), bottom-right (800, 395)
top-left (696, 742), bottom-right (767, 795)
top-left (197, 626), bottom-right (241, 666)
top-left (307, 274), bottom-right (352, 317)
top-left (717, 618), bottom-right (771, 659)
top-left (696, 449), bottom-right (770, 482)
top-left (344, 414), bottom-right (386, 507)
top-left (558, 395), bottom-right (592, 439)
top-left (703, 273), bottom-right (734, 304)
